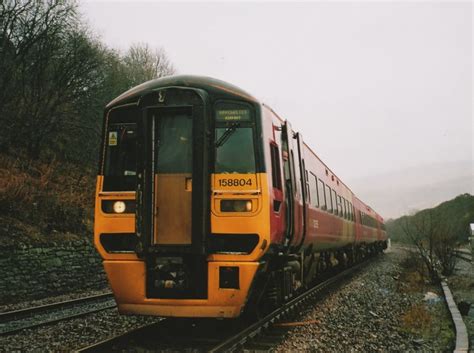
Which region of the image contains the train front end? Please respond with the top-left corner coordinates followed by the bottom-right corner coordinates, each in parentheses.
top-left (94, 77), bottom-right (270, 318)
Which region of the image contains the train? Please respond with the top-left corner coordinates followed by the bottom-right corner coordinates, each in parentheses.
top-left (94, 75), bottom-right (387, 319)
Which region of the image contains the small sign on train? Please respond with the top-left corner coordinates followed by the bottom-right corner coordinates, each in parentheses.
top-left (108, 131), bottom-right (118, 146)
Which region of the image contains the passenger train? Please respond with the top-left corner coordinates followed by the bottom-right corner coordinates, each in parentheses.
top-left (94, 75), bottom-right (387, 318)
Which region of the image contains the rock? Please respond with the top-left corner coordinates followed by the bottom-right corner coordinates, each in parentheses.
top-left (457, 300), bottom-right (471, 316)
top-left (413, 338), bottom-right (424, 346)
top-left (423, 291), bottom-right (440, 303)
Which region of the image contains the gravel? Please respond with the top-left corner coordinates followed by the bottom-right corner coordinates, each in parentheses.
top-left (0, 247), bottom-right (455, 352)
top-left (274, 246), bottom-right (453, 352)
top-left (0, 306), bottom-right (160, 352)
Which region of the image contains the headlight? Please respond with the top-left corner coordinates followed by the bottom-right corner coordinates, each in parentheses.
top-left (101, 200), bottom-right (135, 214)
top-left (113, 201), bottom-right (126, 214)
top-left (221, 200), bottom-right (252, 212)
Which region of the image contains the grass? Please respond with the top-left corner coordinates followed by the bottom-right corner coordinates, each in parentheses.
top-left (401, 303), bottom-right (432, 333)
top-left (397, 249), bottom-right (455, 351)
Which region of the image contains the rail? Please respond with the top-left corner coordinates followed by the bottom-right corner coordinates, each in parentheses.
top-left (208, 258), bottom-right (371, 352)
top-left (0, 292), bottom-right (115, 335)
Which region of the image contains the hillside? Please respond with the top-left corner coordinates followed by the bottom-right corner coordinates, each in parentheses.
top-left (0, 153), bottom-right (95, 247)
top-left (347, 161), bottom-right (473, 219)
top-left (386, 193), bottom-right (474, 243)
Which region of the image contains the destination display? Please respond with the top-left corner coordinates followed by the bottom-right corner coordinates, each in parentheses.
top-left (216, 108), bottom-right (251, 122)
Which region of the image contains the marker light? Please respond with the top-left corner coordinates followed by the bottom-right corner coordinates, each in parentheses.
top-left (221, 200), bottom-right (252, 212)
top-left (113, 201), bottom-right (126, 214)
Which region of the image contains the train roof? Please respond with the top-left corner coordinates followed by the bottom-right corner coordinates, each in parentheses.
top-left (262, 104), bottom-right (383, 222)
top-left (106, 75), bottom-right (258, 109)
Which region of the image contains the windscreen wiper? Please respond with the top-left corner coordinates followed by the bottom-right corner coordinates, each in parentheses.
top-left (215, 122), bottom-right (240, 148)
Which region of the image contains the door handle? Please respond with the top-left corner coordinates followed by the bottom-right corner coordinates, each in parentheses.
top-left (185, 177), bottom-right (192, 191)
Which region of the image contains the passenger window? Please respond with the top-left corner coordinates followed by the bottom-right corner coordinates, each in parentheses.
top-left (270, 144), bottom-right (282, 190)
top-left (349, 202), bottom-right (354, 221)
top-left (331, 189), bottom-right (337, 214)
top-left (325, 185), bottom-right (332, 212)
top-left (303, 162), bottom-right (310, 203)
top-left (337, 195), bottom-right (343, 216)
top-left (318, 179), bottom-right (326, 210)
top-left (310, 172), bottom-right (318, 207)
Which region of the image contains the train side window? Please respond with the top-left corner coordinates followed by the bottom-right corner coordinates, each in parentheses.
top-left (318, 178), bottom-right (326, 210)
top-left (343, 198), bottom-right (348, 219)
top-left (270, 143), bottom-right (282, 190)
top-left (310, 172), bottom-right (318, 207)
top-left (337, 195), bottom-right (343, 217)
top-left (331, 189), bottom-right (337, 215)
top-left (325, 185), bottom-right (332, 212)
top-left (303, 161), bottom-right (310, 203)
top-left (305, 170), bottom-right (310, 203)
top-left (349, 202), bottom-right (354, 221)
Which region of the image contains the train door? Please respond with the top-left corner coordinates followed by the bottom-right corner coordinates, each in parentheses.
top-left (137, 103), bottom-right (208, 299)
top-left (295, 132), bottom-right (307, 249)
top-left (150, 108), bottom-right (193, 246)
top-left (281, 121), bottom-right (304, 247)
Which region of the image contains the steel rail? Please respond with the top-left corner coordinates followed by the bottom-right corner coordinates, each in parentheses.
top-left (75, 257), bottom-right (375, 353)
top-left (208, 258), bottom-right (372, 353)
top-left (0, 292), bottom-right (116, 335)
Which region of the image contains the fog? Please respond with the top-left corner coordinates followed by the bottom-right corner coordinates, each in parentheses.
top-left (81, 1), bottom-right (473, 218)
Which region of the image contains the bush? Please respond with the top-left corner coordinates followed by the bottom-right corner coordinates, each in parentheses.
top-left (0, 154), bottom-right (94, 237)
top-left (401, 303), bottom-right (432, 333)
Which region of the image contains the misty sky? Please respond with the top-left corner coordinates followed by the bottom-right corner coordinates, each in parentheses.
top-left (81, 1), bottom-right (472, 185)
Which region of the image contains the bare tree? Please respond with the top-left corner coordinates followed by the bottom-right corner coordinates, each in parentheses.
top-left (123, 43), bottom-right (175, 88)
top-left (0, 2), bottom-right (177, 163)
top-left (0, 1), bottom-right (106, 159)
top-left (401, 209), bottom-right (458, 281)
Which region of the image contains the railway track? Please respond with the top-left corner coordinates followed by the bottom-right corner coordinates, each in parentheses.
top-left (0, 292), bottom-right (116, 335)
top-left (77, 257), bottom-right (374, 352)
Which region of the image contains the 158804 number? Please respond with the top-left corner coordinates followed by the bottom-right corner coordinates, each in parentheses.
top-left (218, 178), bottom-right (252, 187)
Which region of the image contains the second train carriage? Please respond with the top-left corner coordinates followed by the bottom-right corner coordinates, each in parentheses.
top-left (94, 75), bottom-right (387, 318)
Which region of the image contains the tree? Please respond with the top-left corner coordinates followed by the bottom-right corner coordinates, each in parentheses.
top-left (123, 43), bottom-right (175, 88)
top-left (0, 1), bottom-right (176, 163)
top-left (401, 209), bottom-right (458, 281)
top-left (0, 0), bottom-right (93, 158)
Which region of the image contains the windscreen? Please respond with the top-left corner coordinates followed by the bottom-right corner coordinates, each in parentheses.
top-left (214, 103), bottom-right (256, 174)
top-left (215, 127), bottom-right (255, 173)
top-left (102, 106), bottom-right (138, 191)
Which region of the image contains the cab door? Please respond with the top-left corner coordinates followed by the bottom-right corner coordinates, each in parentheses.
top-left (151, 108), bottom-right (193, 245)
top-left (137, 104), bottom-right (207, 255)
top-left (281, 121), bottom-right (304, 247)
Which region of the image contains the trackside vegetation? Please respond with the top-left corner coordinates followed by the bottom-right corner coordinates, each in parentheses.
top-left (0, 1), bottom-right (175, 244)
top-left (387, 193), bottom-right (474, 277)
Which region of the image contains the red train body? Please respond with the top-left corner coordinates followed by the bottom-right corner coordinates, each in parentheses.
top-left (94, 75), bottom-right (387, 318)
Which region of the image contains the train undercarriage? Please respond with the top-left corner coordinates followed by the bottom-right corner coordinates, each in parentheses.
top-left (244, 241), bottom-right (388, 319)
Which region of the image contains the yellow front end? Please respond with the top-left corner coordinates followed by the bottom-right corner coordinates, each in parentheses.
top-left (94, 173), bottom-right (270, 318)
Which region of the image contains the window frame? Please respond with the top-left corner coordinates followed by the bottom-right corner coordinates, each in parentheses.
top-left (269, 143), bottom-right (282, 190)
top-left (325, 184), bottom-right (332, 212)
top-left (318, 178), bottom-right (326, 210)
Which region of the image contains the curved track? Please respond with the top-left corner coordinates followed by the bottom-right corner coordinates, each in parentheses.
top-left (0, 292), bottom-right (115, 335)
